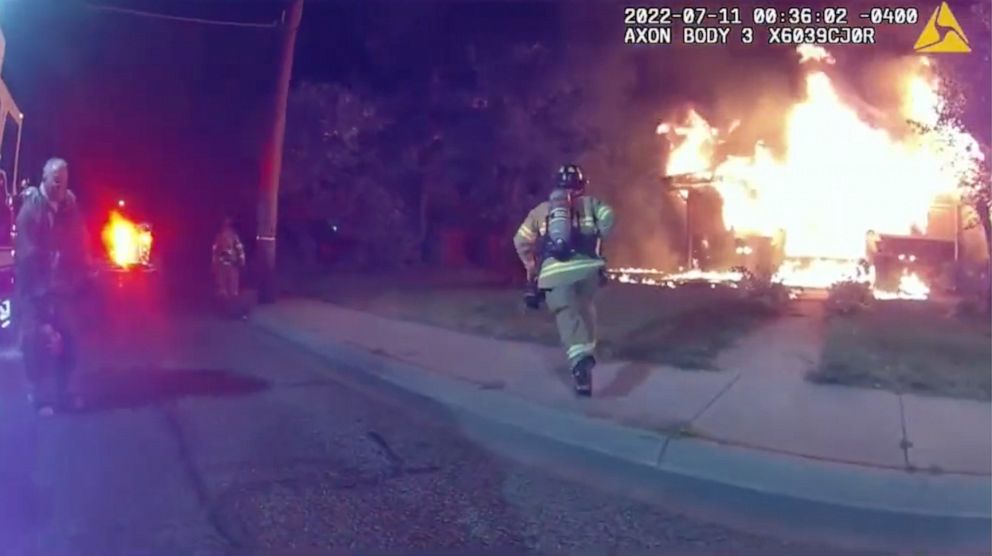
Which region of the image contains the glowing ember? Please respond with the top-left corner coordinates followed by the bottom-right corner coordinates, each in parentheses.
top-left (611, 267), bottom-right (744, 288)
top-left (102, 211), bottom-right (153, 268)
top-left (665, 268), bottom-right (744, 284)
top-left (655, 45), bottom-right (984, 298)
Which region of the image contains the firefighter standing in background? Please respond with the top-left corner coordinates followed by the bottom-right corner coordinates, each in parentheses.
top-left (14, 158), bottom-right (92, 415)
top-left (513, 164), bottom-right (615, 396)
top-left (212, 216), bottom-right (246, 313)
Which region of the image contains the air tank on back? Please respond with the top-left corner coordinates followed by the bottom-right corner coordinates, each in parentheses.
top-left (546, 188), bottom-right (574, 261)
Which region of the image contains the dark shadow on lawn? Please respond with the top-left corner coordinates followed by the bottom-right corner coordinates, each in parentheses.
top-left (70, 368), bottom-right (270, 413)
top-left (613, 300), bottom-right (772, 370)
top-left (598, 362), bottom-right (653, 398)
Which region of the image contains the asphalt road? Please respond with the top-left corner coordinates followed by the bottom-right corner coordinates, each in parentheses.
top-left (0, 288), bottom-right (860, 556)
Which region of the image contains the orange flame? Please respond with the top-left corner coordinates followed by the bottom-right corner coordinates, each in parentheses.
top-left (873, 270), bottom-right (930, 301)
top-left (101, 211), bottom-right (153, 268)
top-left (652, 46), bottom-right (984, 299)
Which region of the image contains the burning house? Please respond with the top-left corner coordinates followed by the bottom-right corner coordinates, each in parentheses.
top-left (611, 45), bottom-right (985, 301)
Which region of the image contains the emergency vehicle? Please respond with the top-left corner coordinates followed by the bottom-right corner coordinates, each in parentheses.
top-left (0, 27), bottom-right (24, 336)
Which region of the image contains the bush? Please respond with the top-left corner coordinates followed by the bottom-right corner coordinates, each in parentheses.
top-left (350, 184), bottom-right (421, 269)
top-left (733, 266), bottom-right (792, 315)
top-left (826, 280), bottom-right (874, 315)
top-left (955, 292), bottom-right (992, 321)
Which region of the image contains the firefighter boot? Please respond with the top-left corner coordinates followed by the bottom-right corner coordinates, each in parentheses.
top-left (571, 355), bottom-right (595, 397)
top-left (523, 282), bottom-right (545, 310)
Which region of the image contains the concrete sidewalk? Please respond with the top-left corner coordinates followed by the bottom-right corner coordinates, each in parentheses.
top-left (251, 298), bottom-right (991, 522)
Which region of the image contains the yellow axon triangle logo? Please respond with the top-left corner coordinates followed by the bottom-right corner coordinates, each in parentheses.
top-left (914, 2), bottom-right (971, 53)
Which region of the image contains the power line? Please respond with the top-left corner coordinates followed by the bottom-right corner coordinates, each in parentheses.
top-left (86, 3), bottom-right (282, 29)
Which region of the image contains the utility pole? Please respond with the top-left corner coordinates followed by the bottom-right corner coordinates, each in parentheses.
top-left (256, 0), bottom-right (303, 304)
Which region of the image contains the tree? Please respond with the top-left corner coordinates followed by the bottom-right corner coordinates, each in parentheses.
top-left (364, 41), bottom-right (598, 270)
top-left (910, 125), bottom-right (991, 314)
top-left (467, 43), bottom-right (596, 233)
top-left (280, 82), bottom-right (419, 268)
top-left (909, 1), bottom-right (992, 310)
top-left (960, 149), bottom-right (992, 263)
top-left (561, 44), bottom-right (688, 270)
top-left (959, 2), bottom-right (992, 269)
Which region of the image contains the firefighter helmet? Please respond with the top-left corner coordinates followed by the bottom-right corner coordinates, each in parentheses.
top-left (556, 164), bottom-right (586, 190)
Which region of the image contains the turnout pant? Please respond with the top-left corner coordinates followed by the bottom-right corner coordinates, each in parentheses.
top-left (214, 264), bottom-right (240, 299)
top-left (19, 297), bottom-right (77, 405)
top-left (545, 272), bottom-right (600, 370)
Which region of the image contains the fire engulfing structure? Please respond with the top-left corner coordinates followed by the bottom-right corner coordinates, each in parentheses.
top-left (611, 45), bottom-right (984, 301)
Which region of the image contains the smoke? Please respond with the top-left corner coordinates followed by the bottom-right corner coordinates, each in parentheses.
top-left (554, 0), bottom-right (990, 273)
top-left (561, 44), bottom-right (682, 269)
top-left (561, 3), bottom-right (976, 271)
top-left (560, 8), bottom-right (805, 269)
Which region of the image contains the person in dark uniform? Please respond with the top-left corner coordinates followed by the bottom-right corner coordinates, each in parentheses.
top-left (14, 158), bottom-right (92, 415)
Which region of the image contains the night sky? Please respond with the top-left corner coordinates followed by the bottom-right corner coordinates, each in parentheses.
top-left (0, 0), bottom-right (566, 261)
top-left (0, 1), bottom-right (564, 191)
top-left (2, 1), bottom-right (281, 252)
top-left (0, 0), bottom-right (987, 270)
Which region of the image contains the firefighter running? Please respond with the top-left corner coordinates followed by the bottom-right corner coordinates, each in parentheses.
top-left (212, 216), bottom-right (246, 316)
top-left (513, 164), bottom-right (615, 396)
top-left (14, 158), bottom-right (92, 415)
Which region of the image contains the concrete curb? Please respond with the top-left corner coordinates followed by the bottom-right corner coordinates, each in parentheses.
top-left (250, 310), bottom-right (991, 531)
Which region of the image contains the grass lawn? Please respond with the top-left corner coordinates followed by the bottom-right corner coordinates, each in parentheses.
top-left (281, 268), bottom-right (777, 370)
top-left (812, 301), bottom-right (992, 401)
